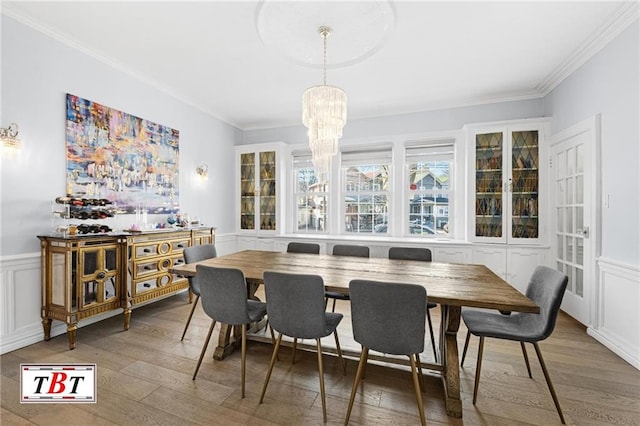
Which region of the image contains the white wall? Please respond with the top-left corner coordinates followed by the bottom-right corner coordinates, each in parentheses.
top-left (0, 15), bottom-right (240, 257)
top-left (242, 98), bottom-right (544, 145)
top-left (543, 20), bottom-right (640, 266)
top-left (542, 19), bottom-right (640, 369)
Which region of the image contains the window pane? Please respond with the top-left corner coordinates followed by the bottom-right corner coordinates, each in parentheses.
top-left (343, 164), bottom-right (390, 234)
top-left (407, 159), bottom-right (451, 236)
top-left (294, 163), bottom-right (327, 234)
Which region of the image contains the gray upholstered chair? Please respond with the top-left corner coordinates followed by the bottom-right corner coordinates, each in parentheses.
top-left (345, 279), bottom-right (428, 426)
top-left (388, 247), bottom-right (438, 361)
top-left (287, 242), bottom-right (321, 254)
top-left (286, 241), bottom-right (320, 362)
top-left (325, 244), bottom-right (370, 312)
top-left (460, 265), bottom-right (568, 424)
top-left (192, 265), bottom-right (267, 399)
top-left (260, 271), bottom-right (346, 423)
top-left (180, 244), bottom-right (217, 341)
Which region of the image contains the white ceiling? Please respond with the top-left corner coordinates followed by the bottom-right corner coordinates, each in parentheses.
top-left (3, 1), bottom-right (636, 130)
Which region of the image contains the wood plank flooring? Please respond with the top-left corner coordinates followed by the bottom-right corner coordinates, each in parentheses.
top-left (2, 291), bottom-right (639, 425)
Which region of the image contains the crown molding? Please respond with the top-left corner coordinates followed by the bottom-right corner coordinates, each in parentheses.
top-left (537, 1), bottom-right (640, 95)
top-left (1, 4), bottom-right (241, 130)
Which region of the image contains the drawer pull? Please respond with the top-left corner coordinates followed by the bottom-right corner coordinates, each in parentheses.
top-left (143, 248), bottom-right (152, 253)
top-left (176, 244), bottom-right (185, 248)
top-left (144, 266), bottom-right (152, 270)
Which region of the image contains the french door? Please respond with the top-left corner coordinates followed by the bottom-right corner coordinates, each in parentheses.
top-left (549, 117), bottom-right (599, 326)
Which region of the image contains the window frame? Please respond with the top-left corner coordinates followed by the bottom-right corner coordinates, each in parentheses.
top-left (403, 140), bottom-right (456, 239)
top-left (291, 151), bottom-right (329, 234)
top-left (340, 145), bottom-right (393, 235)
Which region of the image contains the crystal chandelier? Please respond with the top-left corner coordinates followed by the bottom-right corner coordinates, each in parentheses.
top-left (302, 26), bottom-right (347, 178)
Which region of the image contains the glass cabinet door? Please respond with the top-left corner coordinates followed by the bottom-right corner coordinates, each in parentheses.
top-left (240, 153), bottom-right (256, 230)
top-left (471, 124), bottom-right (544, 244)
top-left (475, 132), bottom-right (504, 238)
top-left (511, 130), bottom-right (539, 239)
top-left (259, 151), bottom-right (277, 231)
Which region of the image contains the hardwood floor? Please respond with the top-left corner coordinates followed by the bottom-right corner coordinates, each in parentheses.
top-left (2, 291), bottom-right (639, 425)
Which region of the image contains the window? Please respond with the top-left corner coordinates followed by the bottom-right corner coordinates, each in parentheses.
top-left (293, 153), bottom-right (327, 232)
top-left (341, 147), bottom-right (392, 234)
top-left (406, 142), bottom-right (454, 237)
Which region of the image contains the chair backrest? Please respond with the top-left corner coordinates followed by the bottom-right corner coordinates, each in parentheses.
top-left (349, 280), bottom-right (426, 355)
top-left (196, 265), bottom-right (251, 325)
top-left (184, 244), bottom-right (217, 264)
top-left (388, 247), bottom-right (432, 262)
top-left (263, 271), bottom-right (329, 339)
top-left (332, 244), bottom-right (369, 258)
top-left (183, 244), bottom-right (217, 296)
top-left (287, 242), bottom-right (320, 254)
top-left (521, 266), bottom-right (569, 340)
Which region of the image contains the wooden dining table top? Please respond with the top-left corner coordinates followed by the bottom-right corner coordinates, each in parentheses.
top-left (171, 249), bottom-right (539, 314)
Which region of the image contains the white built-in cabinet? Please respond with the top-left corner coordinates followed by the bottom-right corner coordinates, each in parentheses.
top-left (472, 245), bottom-right (548, 294)
top-left (466, 119), bottom-right (550, 245)
top-left (236, 143), bottom-right (285, 235)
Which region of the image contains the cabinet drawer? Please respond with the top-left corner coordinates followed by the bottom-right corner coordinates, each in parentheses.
top-left (133, 254), bottom-right (184, 279)
top-left (132, 238), bottom-right (190, 260)
top-left (133, 273), bottom-right (187, 295)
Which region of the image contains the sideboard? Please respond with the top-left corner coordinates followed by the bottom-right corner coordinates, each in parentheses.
top-left (38, 227), bottom-right (215, 349)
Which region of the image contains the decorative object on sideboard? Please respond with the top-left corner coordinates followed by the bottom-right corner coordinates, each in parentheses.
top-left (196, 164), bottom-right (208, 180)
top-left (0, 122), bottom-right (21, 153)
top-left (302, 26), bottom-right (347, 179)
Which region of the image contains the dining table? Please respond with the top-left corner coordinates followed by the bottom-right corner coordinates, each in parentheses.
top-left (170, 249), bottom-right (539, 419)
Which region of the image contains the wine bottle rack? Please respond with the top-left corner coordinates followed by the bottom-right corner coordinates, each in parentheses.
top-left (52, 196), bottom-right (117, 235)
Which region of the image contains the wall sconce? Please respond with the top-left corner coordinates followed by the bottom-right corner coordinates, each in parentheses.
top-left (0, 123), bottom-right (21, 152)
top-left (196, 164), bottom-right (208, 180)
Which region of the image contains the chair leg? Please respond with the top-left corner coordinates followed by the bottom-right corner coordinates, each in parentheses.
top-left (192, 319), bottom-right (216, 380)
top-left (332, 298), bottom-right (337, 313)
top-left (472, 336), bottom-right (485, 404)
top-left (292, 338), bottom-right (297, 364)
top-left (409, 353), bottom-right (427, 426)
top-left (316, 339), bottom-right (327, 423)
top-left (180, 295), bottom-right (200, 341)
top-left (533, 342), bottom-right (566, 424)
top-left (260, 333), bottom-right (283, 403)
top-left (461, 330), bottom-right (471, 367)
top-left (268, 323), bottom-right (279, 362)
top-left (415, 354), bottom-right (425, 392)
top-left (344, 347), bottom-right (369, 426)
top-left (520, 341), bottom-right (533, 379)
top-left (426, 308), bottom-right (438, 362)
top-left (333, 331), bottom-right (346, 375)
top-left (241, 323), bottom-right (246, 398)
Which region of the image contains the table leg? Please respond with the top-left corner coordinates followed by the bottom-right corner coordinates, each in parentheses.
top-left (213, 279), bottom-right (262, 360)
top-left (213, 324), bottom-right (241, 360)
top-left (440, 304), bottom-right (462, 418)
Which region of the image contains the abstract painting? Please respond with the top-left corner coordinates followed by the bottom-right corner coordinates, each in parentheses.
top-left (65, 93), bottom-right (179, 214)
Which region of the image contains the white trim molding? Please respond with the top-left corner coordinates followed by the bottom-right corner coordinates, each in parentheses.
top-left (589, 257), bottom-right (640, 370)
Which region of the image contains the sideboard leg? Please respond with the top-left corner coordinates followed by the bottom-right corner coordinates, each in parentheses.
top-left (123, 308), bottom-right (131, 330)
top-left (67, 323), bottom-right (78, 350)
top-left (42, 318), bottom-right (52, 341)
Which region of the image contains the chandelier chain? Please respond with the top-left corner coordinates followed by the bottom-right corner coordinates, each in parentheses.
top-left (322, 28), bottom-right (328, 86)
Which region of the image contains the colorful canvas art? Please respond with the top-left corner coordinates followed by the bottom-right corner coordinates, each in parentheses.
top-left (65, 94), bottom-right (179, 214)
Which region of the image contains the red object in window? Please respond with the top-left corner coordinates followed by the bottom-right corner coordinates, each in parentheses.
top-left (410, 183), bottom-right (417, 190)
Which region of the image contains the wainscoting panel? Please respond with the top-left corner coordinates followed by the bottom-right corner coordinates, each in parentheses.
top-left (1, 253), bottom-right (45, 354)
top-left (590, 257), bottom-right (640, 369)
